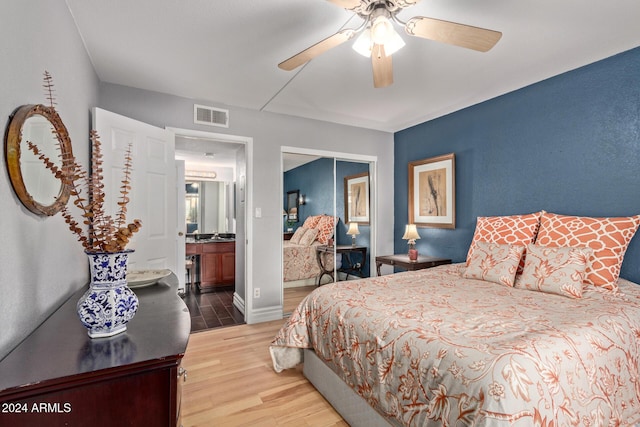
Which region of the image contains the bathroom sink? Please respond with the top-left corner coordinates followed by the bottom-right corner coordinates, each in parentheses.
top-left (187, 233), bottom-right (235, 242)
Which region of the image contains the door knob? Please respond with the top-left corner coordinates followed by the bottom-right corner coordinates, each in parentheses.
top-left (178, 232), bottom-right (184, 236)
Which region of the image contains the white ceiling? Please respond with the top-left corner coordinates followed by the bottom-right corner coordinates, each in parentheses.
top-left (66, 0), bottom-right (640, 133)
top-left (174, 136), bottom-right (240, 173)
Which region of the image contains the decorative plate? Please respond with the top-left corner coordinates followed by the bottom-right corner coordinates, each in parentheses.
top-left (127, 269), bottom-right (172, 288)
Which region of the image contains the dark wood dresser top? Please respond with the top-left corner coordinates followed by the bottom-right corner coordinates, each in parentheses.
top-left (0, 273), bottom-right (191, 396)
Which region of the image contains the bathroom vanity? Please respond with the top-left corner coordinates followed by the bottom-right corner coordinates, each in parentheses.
top-left (186, 235), bottom-right (235, 292)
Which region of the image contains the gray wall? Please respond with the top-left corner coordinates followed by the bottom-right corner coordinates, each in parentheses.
top-left (0, 2), bottom-right (99, 358)
top-left (99, 83), bottom-right (395, 322)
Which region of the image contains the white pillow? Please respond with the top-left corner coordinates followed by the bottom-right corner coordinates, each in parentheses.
top-left (299, 228), bottom-right (319, 246)
top-left (289, 227), bottom-right (308, 244)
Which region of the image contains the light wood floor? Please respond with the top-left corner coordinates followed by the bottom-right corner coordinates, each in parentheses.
top-left (181, 287), bottom-right (347, 426)
top-left (283, 285), bottom-right (317, 314)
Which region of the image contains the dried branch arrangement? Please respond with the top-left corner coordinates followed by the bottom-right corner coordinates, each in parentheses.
top-left (28, 72), bottom-right (142, 252)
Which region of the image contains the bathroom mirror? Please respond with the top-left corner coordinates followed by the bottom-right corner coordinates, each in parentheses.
top-left (4, 104), bottom-right (72, 216)
top-left (185, 180), bottom-right (235, 234)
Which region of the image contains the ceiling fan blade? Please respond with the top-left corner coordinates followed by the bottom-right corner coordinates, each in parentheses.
top-left (405, 16), bottom-right (502, 52)
top-left (371, 44), bottom-right (393, 88)
top-left (278, 29), bottom-right (356, 71)
top-left (326, 0), bottom-right (361, 10)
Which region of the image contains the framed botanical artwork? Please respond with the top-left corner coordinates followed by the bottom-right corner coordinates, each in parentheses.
top-left (408, 153), bottom-right (455, 228)
top-left (344, 172), bottom-right (369, 224)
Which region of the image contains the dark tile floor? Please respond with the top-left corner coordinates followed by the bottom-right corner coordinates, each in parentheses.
top-left (181, 286), bottom-right (245, 333)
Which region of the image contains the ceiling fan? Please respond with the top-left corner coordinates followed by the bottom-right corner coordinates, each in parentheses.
top-left (278, 0), bottom-right (502, 88)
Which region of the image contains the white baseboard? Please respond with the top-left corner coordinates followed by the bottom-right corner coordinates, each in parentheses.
top-left (233, 292), bottom-right (245, 315)
top-left (283, 277), bottom-right (317, 288)
top-left (246, 306), bottom-right (284, 324)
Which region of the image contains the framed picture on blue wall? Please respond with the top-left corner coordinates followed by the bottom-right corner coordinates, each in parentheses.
top-left (409, 153), bottom-right (455, 229)
top-left (344, 172), bottom-right (369, 224)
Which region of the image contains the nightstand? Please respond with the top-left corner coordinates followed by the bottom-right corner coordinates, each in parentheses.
top-left (316, 245), bottom-right (367, 285)
top-left (375, 254), bottom-right (451, 276)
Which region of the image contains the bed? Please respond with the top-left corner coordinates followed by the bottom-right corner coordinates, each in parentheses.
top-left (283, 215), bottom-right (336, 286)
top-left (283, 239), bottom-right (326, 283)
top-left (270, 211), bottom-right (640, 426)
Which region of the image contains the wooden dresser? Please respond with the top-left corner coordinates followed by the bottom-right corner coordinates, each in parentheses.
top-left (0, 273), bottom-right (190, 427)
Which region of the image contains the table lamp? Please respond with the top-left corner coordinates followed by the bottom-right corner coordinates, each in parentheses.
top-left (402, 224), bottom-right (421, 261)
top-left (346, 222), bottom-right (360, 247)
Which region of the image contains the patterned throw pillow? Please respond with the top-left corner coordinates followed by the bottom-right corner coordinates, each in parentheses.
top-left (298, 228), bottom-right (319, 246)
top-left (515, 244), bottom-right (592, 298)
top-left (315, 215), bottom-right (337, 245)
top-left (303, 215), bottom-right (322, 229)
top-left (534, 212), bottom-right (640, 291)
top-left (466, 212), bottom-right (543, 273)
top-left (289, 227), bottom-right (307, 244)
top-left (463, 242), bottom-right (525, 287)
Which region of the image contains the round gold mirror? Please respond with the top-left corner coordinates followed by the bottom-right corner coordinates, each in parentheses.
top-left (4, 104), bottom-right (72, 216)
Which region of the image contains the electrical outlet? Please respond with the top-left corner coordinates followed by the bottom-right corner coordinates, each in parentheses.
top-left (254, 287), bottom-right (260, 298)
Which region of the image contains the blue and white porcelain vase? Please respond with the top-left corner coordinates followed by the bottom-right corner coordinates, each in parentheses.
top-left (77, 250), bottom-right (139, 339)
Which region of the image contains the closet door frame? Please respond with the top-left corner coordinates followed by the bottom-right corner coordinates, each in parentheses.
top-left (280, 146), bottom-right (377, 315)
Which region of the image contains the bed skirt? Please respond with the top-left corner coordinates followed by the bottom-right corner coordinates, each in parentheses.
top-left (302, 349), bottom-right (392, 427)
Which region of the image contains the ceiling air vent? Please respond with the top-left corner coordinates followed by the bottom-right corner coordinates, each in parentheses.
top-left (194, 104), bottom-right (229, 128)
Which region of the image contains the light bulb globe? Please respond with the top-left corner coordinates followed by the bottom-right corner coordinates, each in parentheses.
top-left (371, 16), bottom-right (393, 45)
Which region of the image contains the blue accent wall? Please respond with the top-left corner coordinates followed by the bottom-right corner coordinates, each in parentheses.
top-left (284, 158), bottom-right (371, 276)
top-left (394, 46), bottom-right (640, 283)
top-left (284, 157), bottom-right (334, 228)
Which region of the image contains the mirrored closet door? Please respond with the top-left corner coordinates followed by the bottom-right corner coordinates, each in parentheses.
top-left (281, 151), bottom-right (375, 316)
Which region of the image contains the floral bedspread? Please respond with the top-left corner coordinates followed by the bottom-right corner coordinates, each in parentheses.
top-left (283, 241), bottom-right (333, 282)
top-left (271, 263), bottom-right (640, 426)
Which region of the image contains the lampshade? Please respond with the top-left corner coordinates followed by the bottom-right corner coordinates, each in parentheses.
top-left (381, 30), bottom-right (405, 56)
top-left (352, 29), bottom-right (372, 57)
top-left (402, 224), bottom-right (420, 242)
top-left (346, 222), bottom-right (360, 236)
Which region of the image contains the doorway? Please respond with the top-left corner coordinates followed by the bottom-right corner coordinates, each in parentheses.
top-left (169, 127), bottom-right (252, 330)
top-left (281, 147), bottom-right (377, 316)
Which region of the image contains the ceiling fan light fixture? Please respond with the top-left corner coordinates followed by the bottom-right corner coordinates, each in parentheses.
top-left (352, 24), bottom-right (405, 58)
top-left (279, 0), bottom-right (502, 88)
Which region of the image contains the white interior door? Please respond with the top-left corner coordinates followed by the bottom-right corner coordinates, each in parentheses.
top-left (175, 160), bottom-right (186, 290)
top-left (93, 108), bottom-right (177, 274)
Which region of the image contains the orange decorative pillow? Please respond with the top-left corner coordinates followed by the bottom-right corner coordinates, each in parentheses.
top-left (303, 215), bottom-right (322, 229)
top-left (466, 212), bottom-right (543, 273)
top-left (534, 212), bottom-right (640, 291)
top-left (315, 215), bottom-right (337, 245)
top-left (463, 242), bottom-right (525, 287)
top-left (515, 244), bottom-right (592, 298)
